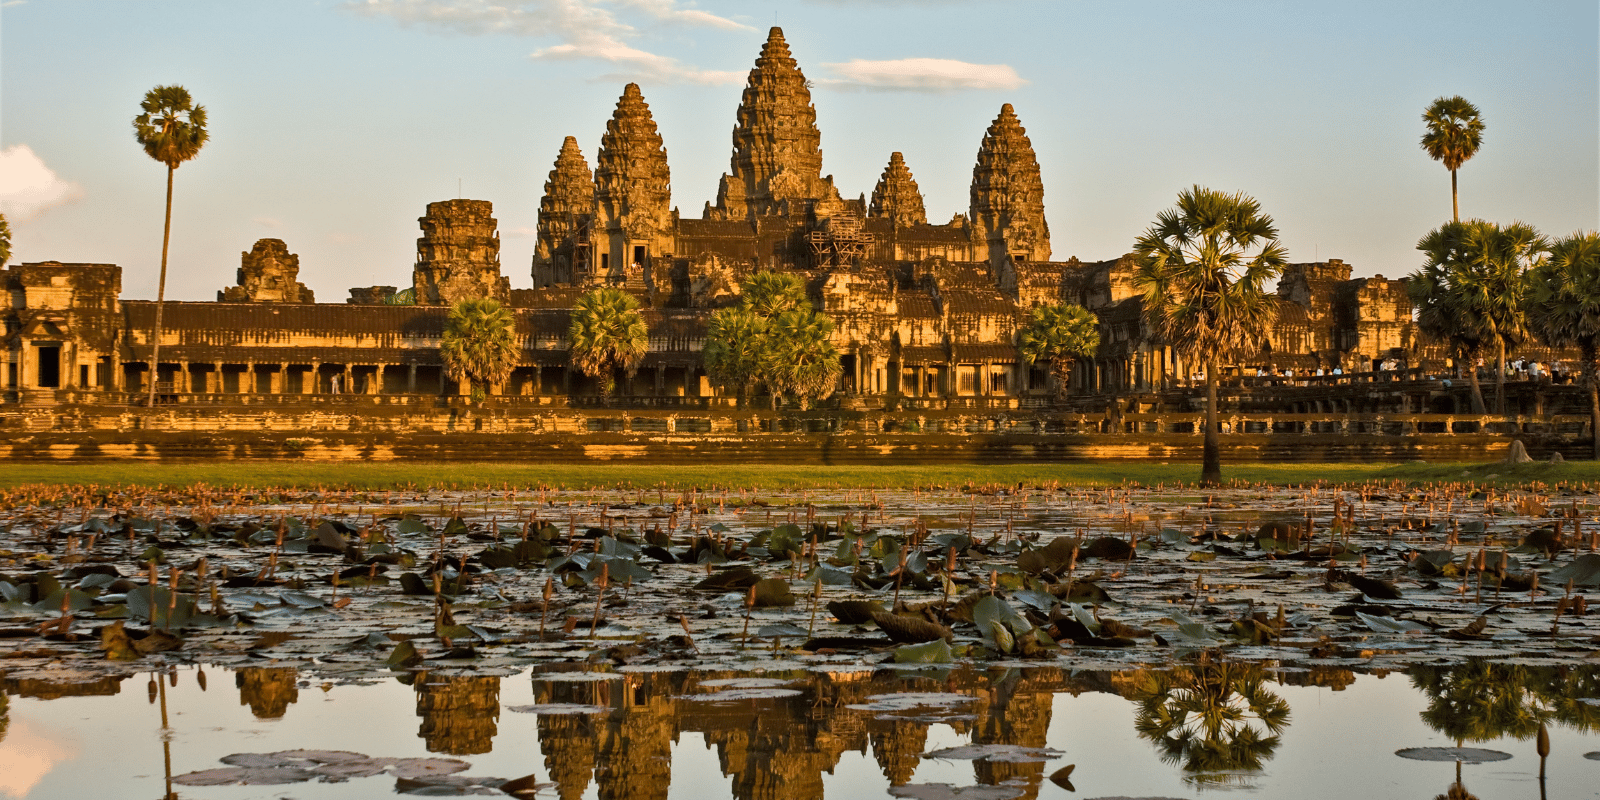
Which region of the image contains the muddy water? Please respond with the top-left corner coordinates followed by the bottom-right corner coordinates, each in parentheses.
top-left (2, 663), bottom-right (1596, 799)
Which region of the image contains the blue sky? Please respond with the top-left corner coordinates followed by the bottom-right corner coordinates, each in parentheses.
top-left (2, 0), bottom-right (1596, 302)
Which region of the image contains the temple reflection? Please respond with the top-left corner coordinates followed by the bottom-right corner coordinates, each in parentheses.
top-left (235, 666), bottom-right (299, 719)
top-left (16, 659), bottom-right (1580, 799)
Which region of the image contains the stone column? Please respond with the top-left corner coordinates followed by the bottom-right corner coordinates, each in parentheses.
top-left (655, 366), bottom-right (666, 396)
top-left (407, 364), bottom-right (418, 394)
top-left (307, 362), bottom-right (319, 394)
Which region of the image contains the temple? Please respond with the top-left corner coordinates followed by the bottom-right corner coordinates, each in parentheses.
top-left (0, 28), bottom-right (1576, 422)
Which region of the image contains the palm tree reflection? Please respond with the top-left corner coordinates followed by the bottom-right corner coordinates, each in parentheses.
top-left (1410, 662), bottom-right (1600, 744)
top-left (1130, 660), bottom-right (1290, 786)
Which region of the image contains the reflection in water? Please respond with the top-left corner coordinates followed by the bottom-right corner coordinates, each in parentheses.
top-left (236, 666), bottom-right (299, 719)
top-left (415, 673), bottom-right (502, 755)
top-left (14, 660), bottom-right (1596, 799)
top-left (1130, 659), bottom-right (1291, 787)
top-left (1411, 662), bottom-right (1600, 743)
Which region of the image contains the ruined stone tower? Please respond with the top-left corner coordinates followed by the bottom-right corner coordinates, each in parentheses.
top-left (412, 199), bottom-right (510, 305)
top-left (970, 103), bottom-right (1050, 266)
top-left (219, 239), bottom-right (313, 303)
top-left (593, 83), bottom-right (672, 287)
top-left (713, 27), bottom-right (832, 220)
top-left (868, 152), bottom-right (928, 228)
top-left (532, 136), bottom-right (596, 287)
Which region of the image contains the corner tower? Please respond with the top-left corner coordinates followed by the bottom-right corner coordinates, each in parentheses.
top-left (969, 103), bottom-right (1050, 266)
top-left (412, 199), bottom-right (509, 305)
top-left (593, 83), bottom-right (672, 287)
top-left (532, 136), bottom-right (595, 287)
top-left (712, 27), bottom-right (830, 220)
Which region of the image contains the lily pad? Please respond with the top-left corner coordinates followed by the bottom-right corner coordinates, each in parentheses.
top-left (173, 766), bottom-right (316, 786)
top-left (1395, 747), bottom-right (1512, 763)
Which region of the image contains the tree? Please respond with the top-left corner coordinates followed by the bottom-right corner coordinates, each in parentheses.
top-left (133, 85), bottom-right (209, 406)
top-left (701, 270), bottom-right (843, 409)
top-left (568, 286), bottom-right (647, 402)
top-left (1421, 96), bottom-right (1484, 223)
top-left (763, 307), bottom-right (842, 410)
top-left (0, 213), bottom-right (11, 268)
top-left (1132, 186), bottom-right (1287, 487)
top-left (740, 270), bottom-right (807, 317)
top-left (1410, 220), bottom-right (1546, 415)
top-left (1526, 231), bottom-right (1600, 458)
top-left (1017, 302), bottom-right (1101, 397)
top-left (439, 298), bottom-right (518, 404)
top-left (702, 305), bottom-right (769, 407)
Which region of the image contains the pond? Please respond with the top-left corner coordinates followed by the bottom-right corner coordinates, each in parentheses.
top-left (0, 481), bottom-right (1598, 797)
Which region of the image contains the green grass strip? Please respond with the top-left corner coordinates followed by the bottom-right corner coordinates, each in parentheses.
top-left (2, 460), bottom-right (1593, 491)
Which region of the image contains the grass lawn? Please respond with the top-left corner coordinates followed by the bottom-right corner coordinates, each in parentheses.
top-left (1, 459), bottom-right (1596, 491)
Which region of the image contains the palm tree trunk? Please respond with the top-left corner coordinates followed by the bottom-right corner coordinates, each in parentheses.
top-left (1466, 360), bottom-right (1486, 414)
top-left (1451, 169), bottom-right (1459, 223)
top-left (1587, 345), bottom-right (1599, 461)
top-left (1200, 357), bottom-right (1221, 488)
top-left (146, 165), bottom-right (174, 407)
top-left (1495, 337), bottom-right (1506, 415)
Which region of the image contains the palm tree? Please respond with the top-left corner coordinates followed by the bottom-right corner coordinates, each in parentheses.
top-left (439, 298), bottom-right (519, 404)
top-left (702, 305), bottom-right (769, 407)
top-left (1527, 231), bottom-right (1600, 458)
top-left (568, 286), bottom-right (647, 402)
top-left (0, 213), bottom-right (11, 268)
top-left (741, 270), bottom-right (807, 317)
top-left (763, 307), bottom-right (842, 410)
top-left (1017, 302), bottom-right (1101, 397)
top-left (1421, 96), bottom-right (1485, 223)
top-left (133, 85), bottom-right (209, 406)
top-left (1132, 186), bottom-right (1288, 487)
top-left (1410, 220), bottom-right (1547, 415)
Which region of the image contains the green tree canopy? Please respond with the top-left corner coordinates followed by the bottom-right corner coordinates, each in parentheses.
top-left (1421, 96), bottom-right (1484, 223)
top-left (702, 305), bottom-right (769, 405)
top-left (740, 270), bottom-right (808, 318)
top-left (1526, 230), bottom-right (1600, 458)
top-left (702, 270), bottom-right (842, 409)
top-left (764, 307), bottom-right (842, 410)
top-left (1409, 220), bottom-right (1546, 415)
top-left (1132, 185), bottom-right (1287, 487)
top-left (133, 85), bottom-right (208, 406)
top-left (1017, 302), bottom-right (1101, 397)
top-left (440, 297), bottom-right (518, 403)
top-left (568, 286), bottom-right (648, 401)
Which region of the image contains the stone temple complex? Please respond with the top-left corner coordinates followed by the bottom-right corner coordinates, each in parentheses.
top-left (0, 28), bottom-right (1588, 460)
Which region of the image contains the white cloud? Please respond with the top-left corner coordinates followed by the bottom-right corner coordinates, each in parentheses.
top-left (0, 719), bottom-right (77, 798)
top-left (0, 144), bottom-right (85, 221)
top-left (820, 58), bottom-right (1026, 92)
top-left (345, 0), bottom-right (748, 84)
top-left (252, 216), bottom-right (283, 228)
top-left (1, 1), bottom-right (28, 8)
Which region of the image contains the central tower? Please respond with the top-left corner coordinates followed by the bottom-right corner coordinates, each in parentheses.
top-left (712, 27), bottom-right (829, 220)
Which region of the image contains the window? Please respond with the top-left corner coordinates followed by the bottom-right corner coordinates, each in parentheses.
top-left (958, 370), bottom-right (976, 393)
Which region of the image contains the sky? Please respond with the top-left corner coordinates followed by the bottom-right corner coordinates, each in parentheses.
top-left (1, 0), bottom-right (1596, 302)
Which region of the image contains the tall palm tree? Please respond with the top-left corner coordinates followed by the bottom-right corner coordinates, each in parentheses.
top-left (439, 298), bottom-right (519, 404)
top-left (133, 85), bottom-right (209, 406)
top-left (702, 305), bottom-right (769, 407)
top-left (1410, 220), bottom-right (1546, 415)
top-left (1527, 231), bottom-right (1600, 458)
top-left (1132, 186), bottom-right (1288, 487)
top-left (1017, 302), bottom-right (1101, 397)
top-left (568, 286), bottom-right (647, 402)
top-left (1421, 96), bottom-right (1484, 223)
top-left (763, 307), bottom-right (842, 410)
top-left (0, 213), bottom-right (11, 268)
